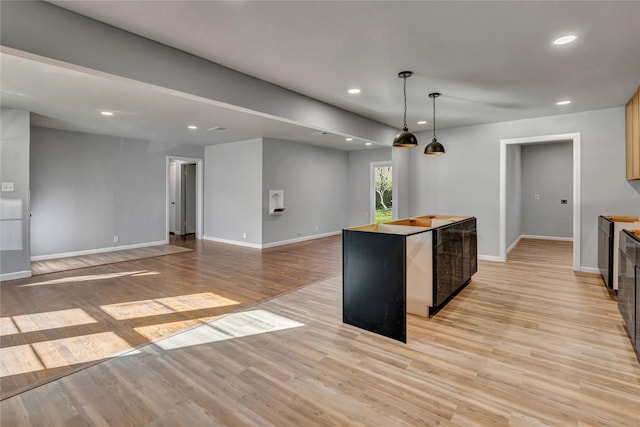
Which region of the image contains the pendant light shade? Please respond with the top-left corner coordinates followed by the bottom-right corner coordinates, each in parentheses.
top-left (393, 71), bottom-right (418, 147)
top-left (424, 92), bottom-right (445, 155)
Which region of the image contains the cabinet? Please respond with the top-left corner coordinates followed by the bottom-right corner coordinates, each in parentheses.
top-left (433, 218), bottom-right (477, 308)
top-left (343, 215), bottom-right (477, 343)
top-left (598, 216), bottom-right (613, 287)
top-left (626, 86), bottom-right (640, 180)
top-left (618, 229), bottom-right (640, 354)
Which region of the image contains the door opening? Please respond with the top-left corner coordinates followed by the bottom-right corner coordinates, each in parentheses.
top-left (499, 133), bottom-right (581, 270)
top-left (165, 156), bottom-right (203, 241)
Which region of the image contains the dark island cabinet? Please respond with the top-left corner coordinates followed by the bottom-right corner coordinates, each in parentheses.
top-left (343, 215), bottom-right (478, 343)
top-left (618, 229), bottom-right (640, 355)
top-left (432, 218), bottom-right (477, 310)
top-left (598, 216), bottom-right (614, 287)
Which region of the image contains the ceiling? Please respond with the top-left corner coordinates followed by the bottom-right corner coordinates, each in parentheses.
top-left (2, 1), bottom-right (640, 150)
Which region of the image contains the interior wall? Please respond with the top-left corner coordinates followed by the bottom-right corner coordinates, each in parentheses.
top-left (262, 138), bottom-right (348, 244)
top-left (392, 147), bottom-right (412, 220)
top-left (506, 144), bottom-right (522, 250)
top-left (30, 127), bottom-right (203, 257)
top-left (0, 108), bottom-right (31, 279)
top-left (521, 142), bottom-right (573, 238)
top-left (204, 139), bottom-right (263, 245)
top-left (347, 148), bottom-right (392, 227)
top-left (408, 107), bottom-right (640, 268)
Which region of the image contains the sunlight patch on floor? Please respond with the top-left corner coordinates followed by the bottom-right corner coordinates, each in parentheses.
top-left (31, 332), bottom-right (131, 369)
top-left (0, 344), bottom-right (44, 377)
top-left (18, 270), bottom-right (158, 287)
top-left (155, 309), bottom-right (304, 351)
top-left (100, 292), bottom-right (240, 320)
top-left (133, 315), bottom-right (223, 341)
top-left (2, 308), bottom-right (97, 335)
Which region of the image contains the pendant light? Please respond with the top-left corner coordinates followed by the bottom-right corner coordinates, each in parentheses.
top-left (392, 71), bottom-right (418, 147)
top-left (424, 92), bottom-right (445, 155)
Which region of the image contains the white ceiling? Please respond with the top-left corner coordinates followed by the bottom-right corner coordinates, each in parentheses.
top-left (0, 53), bottom-right (370, 150)
top-left (3, 1), bottom-right (640, 150)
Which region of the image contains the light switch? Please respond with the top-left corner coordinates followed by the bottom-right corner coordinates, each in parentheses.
top-left (534, 194), bottom-right (540, 200)
top-left (1, 182), bottom-right (15, 192)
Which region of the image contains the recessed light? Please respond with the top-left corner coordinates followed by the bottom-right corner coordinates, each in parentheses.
top-left (553, 35), bottom-right (577, 45)
top-left (417, 121), bottom-right (427, 125)
top-left (556, 100), bottom-right (572, 105)
top-left (348, 88), bottom-right (361, 95)
top-left (365, 142), bottom-right (372, 146)
top-left (100, 111), bottom-right (114, 116)
top-left (188, 125), bottom-right (198, 130)
top-left (346, 138), bottom-right (353, 141)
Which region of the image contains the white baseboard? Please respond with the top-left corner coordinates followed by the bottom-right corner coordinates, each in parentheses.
top-left (520, 234), bottom-right (573, 242)
top-left (478, 254), bottom-right (505, 262)
top-left (0, 270), bottom-right (32, 282)
top-left (579, 266), bottom-right (600, 274)
top-left (262, 231), bottom-right (342, 249)
top-left (30, 239), bottom-right (169, 262)
top-left (202, 236), bottom-right (262, 249)
top-left (506, 235), bottom-right (522, 254)
top-left (203, 230), bottom-right (342, 250)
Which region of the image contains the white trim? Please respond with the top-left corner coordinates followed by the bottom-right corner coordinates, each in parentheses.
top-left (166, 156), bottom-right (204, 240)
top-left (370, 161), bottom-right (392, 224)
top-left (30, 240), bottom-right (167, 261)
top-left (579, 266), bottom-right (600, 274)
top-left (202, 235), bottom-right (262, 249)
top-left (520, 234), bottom-right (573, 242)
top-left (478, 254), bottom-right (504, 262)
top-left (1, 270), bottom-right (32, 282)
top-left (203, 230), bottom-right (342, 250)
top-left (499, 132), bottom-right (581, 271)
top-left (262, 231), bottom-right (342, 249)
top-left (506, 235), bottom-right (522, 254)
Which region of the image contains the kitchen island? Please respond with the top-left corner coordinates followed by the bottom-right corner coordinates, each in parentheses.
top-left (343, 215), bottom-right (477, 343)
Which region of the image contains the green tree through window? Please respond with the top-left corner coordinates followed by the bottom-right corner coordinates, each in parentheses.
top-left (375, 166), bottom-right (392, 223)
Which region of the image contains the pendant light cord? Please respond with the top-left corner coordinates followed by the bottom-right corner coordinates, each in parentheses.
top-left (403, 76), bottom-right (408, 131)
top-left (432, 94), bottom-right (437, 140)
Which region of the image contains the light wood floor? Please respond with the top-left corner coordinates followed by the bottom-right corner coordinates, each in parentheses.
top-left (1, 239), bottom-right (639, 425)
top-left (0, 236), bottom-right (342, 399)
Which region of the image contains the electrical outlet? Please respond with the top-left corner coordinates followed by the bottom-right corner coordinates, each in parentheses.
top-left (315, 225), bottom-right (319, 232)
top-left (534, 194), bottom-right (540, 200)
top-left (561, 199), bottom-right (568, 204)
top-left (113, 235), bottom-right (119, 243)
top-left (242, 232), bottom-right (246, 239)
top-left (1, 182), bottom-right (15, 192)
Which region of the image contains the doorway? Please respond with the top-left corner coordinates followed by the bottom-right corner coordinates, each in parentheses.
top-left (370, 161), bottom-right (392, 224)
top-left (166, 156), bottom-right (203, 241)
top-left (499, 133), bottom-right (581, 270)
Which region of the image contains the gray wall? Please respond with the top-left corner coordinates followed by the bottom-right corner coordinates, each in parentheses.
top-left (347, 148), bottom-right (392, 226)
top-left (30, 127), bottom-right (203, 257)
top-left (262, 138), bottom-right (348, 244)
top-left (506, 144), bottom-right (522, 249)
top-left (0, 108), bottom-right (31, 278)
top-left (408, 107), bottom-right (640, 268)
top-left (204, 139), bottom-right (263, 245)
top-left (521, 142), bottom-right (573, 238)
top-left (393, 147), bottom-right (412, 220)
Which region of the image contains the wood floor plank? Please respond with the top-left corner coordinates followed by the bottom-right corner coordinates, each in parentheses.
top-left (0, 235), bottom-right (342, 398)
top-left (1, 239), bottom-right (640, 426)
top-left (30, 244), bottom-right (194, 276)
